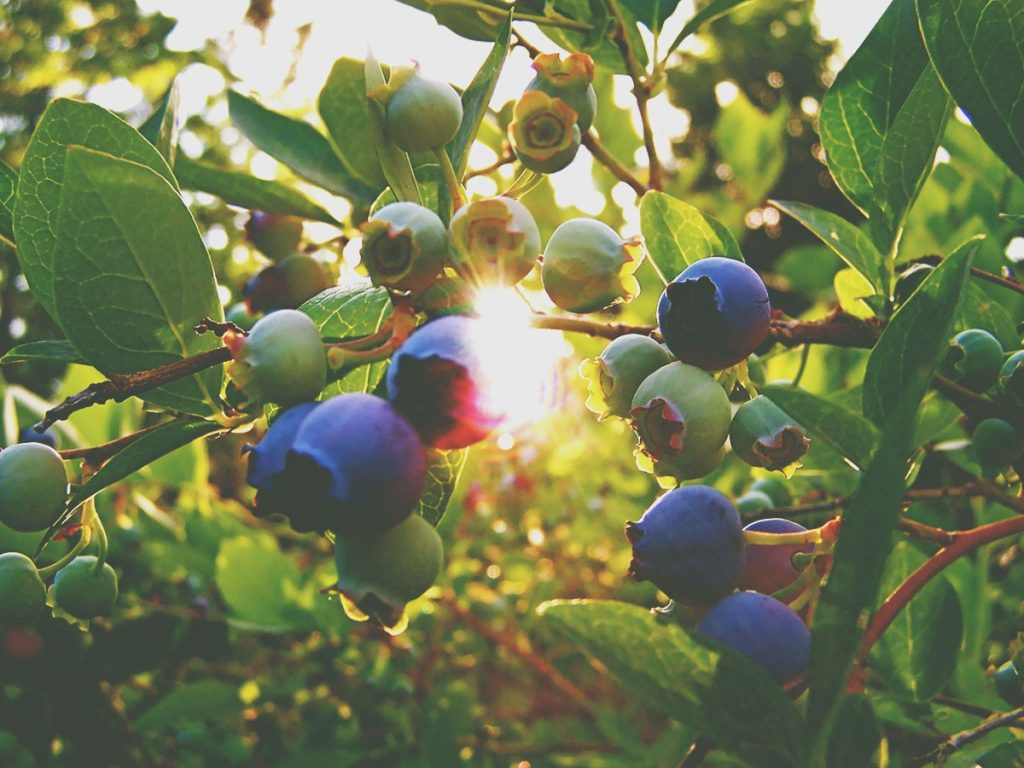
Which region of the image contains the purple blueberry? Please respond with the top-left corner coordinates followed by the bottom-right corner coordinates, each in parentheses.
top-left (286, 394), bottom-right (427, 535)
top-left (625, 486), bottom-right (744, 607)
top-left (386, 315), bottom-right (503, 450)
top-left (657, 257), bottom-right (771, 371)
top-left (695, 591), bottom-right (810, 683)
top-left (18, 426), bottom-right (58, 449)
top-left (737, 518), bottom-right (813, 596)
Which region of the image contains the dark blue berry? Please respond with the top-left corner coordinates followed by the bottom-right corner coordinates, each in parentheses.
top-left (625, 486), bottom-right (744, 607)
top-left (245, 402), bottom-right (321, 529)
top-left (386, 315), bottom-right (502, 450)
top-left (695, 591), bottom-right (810, 683)
top-left (18, 426), bottom-right (58, 449)
top-left (657, 257), bottom-right (771, 371)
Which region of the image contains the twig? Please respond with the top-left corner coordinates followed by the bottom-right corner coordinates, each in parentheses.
top-left (38, 346), bottom-right (231, 429)
top-left (931, 705), bottom-right (1024, 764)
top-left (194, 316), bottom-right (246, 337)
top-left (466, 149), bottom-right (516, 180)
top-left (582, 131), bottom-right (647, 196)
top-left (440, 592), bottom-right (594, 716)
top-left (971, 266), bottom-right (1024, 296)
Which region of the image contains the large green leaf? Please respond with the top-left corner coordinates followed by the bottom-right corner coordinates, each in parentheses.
top-left (227, 90), bottom-right (375, 200)
top-left (0, 159), bottom-right (17, 246)
top-left (872, 542), bottom-right (963, 701)
top-left (761, 385), bottom-right (880, 470)
top-left (447, 14), bottom-right (510, 177)
top-left (808, 239), bottom-right (973, 738)
top-left (13, 98), bottom-right (177, 322)
top-left (53, 146), bottom-right (223, 416)
top-left (318, 58), bottom-right (388, 190)
top-left (772, 200), bottom-right (888, 294)
top-left (418, 449), bottom-right (468, 527)
top-left (538, 600), bottom-right (806, 767)
top-left (175, 158), bottom-right (339, 224)
top-left (639, 191), bottom-right (742, 283)
top-left (976, 743), bottom-right (1024, 767)
top-left (138, 79), bottom-right (180, 166)
top-left (820, 0), bottom-right (951, 251)
top-left (622, 0), bottom-right (681, 33)
top-left (815, 695), bottom-right (882, 768)
top-left (918, 0), bottom-right (1024, 182)
top-left (660, 0), bottom-right (755, 59)
top-left (299, 285), bottom-right (393, 396)
top-left (715, 92), bottom-right (788, 206)
top-left (134, 681), bottom-right (242, 732)
top-left (216, 535), bottom-right (308, 630)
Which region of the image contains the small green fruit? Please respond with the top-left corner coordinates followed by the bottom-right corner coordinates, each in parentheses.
top-left (541, 218), bottom-right (644, 313)
top-left (373, 65), bottom-right (463, 153)
top-left (360, 202), bottom-right (448, 294)
top-left (51, 555), bottom-right (119, 620)
top-left (729, 395), bottom-right (810, 471)
top-left (228, 309), bottom-right (327, 406)
top-left (735, 491), bottom-right (776, 517)
top-left (994, 660), bottom-right (1024, 706)
top-left (0, 443), bottom-right (68, 533)
top-left (999, 350), bottom-right (1024, 406)
top-left (244, 212), bottom-right (303, 261)
top-left (579, 334), bottom-right (671, 420)
top-left (225, 302), bottom-right (258, 332)
top-left (334, 513), bottom-right (444, 630)
top-left (526, 52), bottom-right (597, 131)
top-left (449, 197), bottom-right (541, 286)
top-left (508, 90), bottom-right (581, 174)
top-left (972, 418), bottom-right (1023, 477)
top-left (943, 329), bottom-right (1003, 392)
top-left (0, 552), bottom-right (47, 625)
top-left (750, 476), bottom-right (793, 507)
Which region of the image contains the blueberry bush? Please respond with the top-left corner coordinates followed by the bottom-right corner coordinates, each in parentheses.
top-left (2, 0), bottom-right (1024, 766)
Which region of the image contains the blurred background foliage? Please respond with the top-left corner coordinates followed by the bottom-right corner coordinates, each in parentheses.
top-left (1, 0), bottom-right (1023, 766)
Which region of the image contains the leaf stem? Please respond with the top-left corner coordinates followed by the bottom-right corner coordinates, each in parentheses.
top-left (434, 146), bottom-right (465, 212)
top-left (36, 523), bottom-right (93, 578)
top-left (970, 265), bottom-right (1024, 295)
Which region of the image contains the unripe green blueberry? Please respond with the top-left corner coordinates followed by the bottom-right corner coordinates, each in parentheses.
top-left (942, 329), bottom-right (1003, 392)
top-left (630, 362), bottom-right (731, 482)
top-left (0, 552), bottom-right (47, 625)
top-left (995, 660), bottom-right (1024, 706)
top-left (0, 443), bottom-right (68, 533)
top-left (373, 65), bottom-right (463, 153)
top-left (542, 219), bottom-right (644, 314)
top-left (360, 202), bottom-right (448, 294)
top-left (449, 197), bottom-right (541, 286)
top-left (729, 395), bottom-right (810, 471)
top-left (228, 309), bottom-right (327, 406)
top-left (750, 476), bottom-right (793, 507)
top-left (747, 354), bottom-right (767, 386)
top-left (526, 52), bottom-right (597, 131)
top-left (736, 490), bottom-right (775, 517)
top-left (580, 335), bottom-right (672, 420)
top-left (999, 350), bottom-right (1024, 406)
top-left (508, 90), bottom-right (581, 174)
top-left (243, 253), bottom-right (331, 313)
top-left (51, 555), bottom-right (118, 620)
top-left (334, 513), bottom-right (443, 630)
top-left (972, 418), bottom-right (1023, 477)
top-left (225, 302), bottom-right (258, 332)
top-left (244, 212), bottom-right (303, 261)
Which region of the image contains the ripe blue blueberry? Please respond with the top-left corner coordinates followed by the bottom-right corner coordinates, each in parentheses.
top-left (737, 518), bottom-right (812, 596)
top-left (695, 591), bottom-right (810, 683)
top-left (625, 485), bottom-right (744, 607)
top-left (245, 402), bottom-right (321, 530)
top-left (657, 257), bottom-right (771, 371)
top-left (386, 315), bottom-right (503, 450)
top-left (287, 394), bottom-right (427, 535)
top-left (18, 426), bottom-right (58, 449)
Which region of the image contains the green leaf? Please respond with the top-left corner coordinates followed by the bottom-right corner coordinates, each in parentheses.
top-left (418, 449), bottom-right (468, 527)
top-left (318, 58), bottom-right (388, 190)
top-left (761, 385), bottom-right (880, 470)
top-left (53, 146), bottom-right (224, 416)
top-left (216, 535), bottom-right (306, 630)
top-left (918, 0), bottom-right (1024, 182)
top-left (13, 98), bottom-right (177, 322)
top-left (809, 239), bottom-right (973, 738)
top-left (134, 681), bottom-right (242, 732)
top-left (639, 191), bottom-right (743, 283)
top-left (715, 92), bottom-right (788, 205)
top-left (393, 0), bottom-right (506, 42)
top-left (227, 89), bottom-right (375, 200)
top-left (622, 0), bottom-right (681, 33)
top-left (175, 158), bottom-right (339, 224)
top-left (448, 13), bottom-right (511, 177)
top-left (820, 0), bottom-right (952, 251)
top-left (977, 743), bottom-right (1024, 767)
top-left (864, 238), bottom-right (978, 425)
top-left (661, 0), bottom-right (755, 59)
top-left (772, 200), bottom-right (888, 294)
top-left (43, 418), bottom-right (223, 548)
top-left (816, 695), bottom-right (882, 768)
top-left (0, 339), bottom-right (84, 365)
top-left (299, 285), bottom-right (393, 396)
top-left (138, 79), bottom-right (180, 166)
top-left (543, 0), bottom-right (645, 75)
top-left (873, 542), bottom-right (963, 701)
top-left (364, 54), bottom-right (422, 205)
top-left (0, 159), bottom-right (17, 246)
top-left (960, 282), bottom-right (1019, 348)
top-left (537, 600), bottom-right (806, 767)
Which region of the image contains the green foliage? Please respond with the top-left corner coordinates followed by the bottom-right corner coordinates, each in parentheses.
top-left (639, 191), bottom-right (742, 281)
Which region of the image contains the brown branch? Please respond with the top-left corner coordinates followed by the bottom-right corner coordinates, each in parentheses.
top-left (582, 131), bottom-right (647, 196)
top-left (39, 346), bottom-right (231, 429)
top-left (930, 705), bottom-right (1024, 764)
top-left (971, 266), bottom-right (1024, 296)
top-left (465, 148), bottom-right (516, 180)
top-left (440, 592), bottom-right (594, 716)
